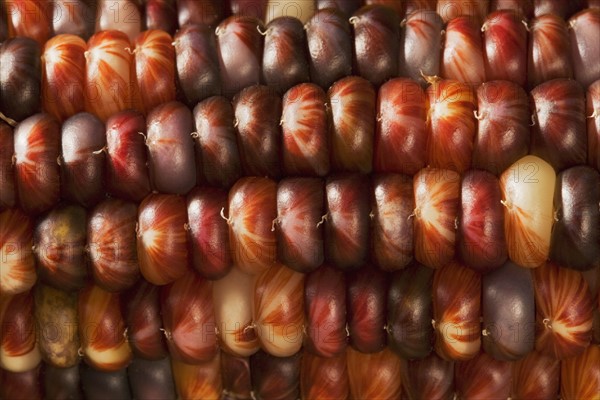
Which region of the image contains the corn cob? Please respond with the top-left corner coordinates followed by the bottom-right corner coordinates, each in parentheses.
top-left (1, 1), bottom-right (600, 399)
